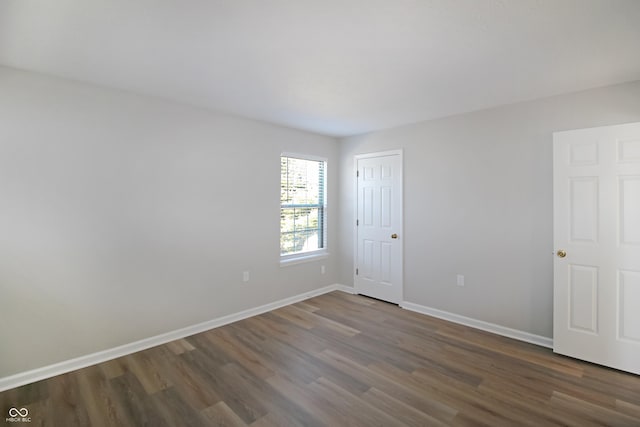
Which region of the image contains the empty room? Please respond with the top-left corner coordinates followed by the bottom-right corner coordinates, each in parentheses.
top-left (2, 1), bottom-right (640, 425)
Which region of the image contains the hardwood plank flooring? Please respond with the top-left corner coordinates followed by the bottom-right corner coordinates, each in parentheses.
top-left (2, 291), bottom-right (640, 426)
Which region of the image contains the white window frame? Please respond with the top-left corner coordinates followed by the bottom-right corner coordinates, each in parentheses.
top-left (280, 152), bottom-right (328, 266)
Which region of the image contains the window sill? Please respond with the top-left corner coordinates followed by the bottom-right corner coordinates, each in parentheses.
top-left (280, 251), bottom-right (329, 267)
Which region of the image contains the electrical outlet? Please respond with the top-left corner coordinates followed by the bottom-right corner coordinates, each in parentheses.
top-left (243, 271), bottom-right (250, 282)
top-left (457, 274), bottom-right (464, 287)
top-left (321, 265), bottom-right (326, 274)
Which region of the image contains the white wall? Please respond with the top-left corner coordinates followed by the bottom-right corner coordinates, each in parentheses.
top-left (338, 80), bottom-right (640, 338)
top-left (0, 67), bottom-right (339, 378)
top-left (3, 64), bottom-right (639, 381)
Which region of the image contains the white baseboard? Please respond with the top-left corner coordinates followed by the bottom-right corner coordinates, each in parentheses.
top-left (334, 284), bottom-right (356, 294)
top-left (400, 301), bottom-right (553, 349)
top-left (0, 284), bottom-right (346, 393)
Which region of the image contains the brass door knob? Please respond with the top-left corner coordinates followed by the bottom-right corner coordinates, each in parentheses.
top-left (556, 249), bottom-right (567, 258)
top-left (391, 234), bottom-right (398, 239)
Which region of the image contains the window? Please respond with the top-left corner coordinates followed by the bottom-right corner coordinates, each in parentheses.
top-left (280, 155), bottom-right (326, 259)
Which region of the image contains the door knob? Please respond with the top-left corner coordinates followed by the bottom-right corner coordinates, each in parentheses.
top-left (391, 234), bottom-right (398, 239)
top-left (556, 249), bottom-right (567, 258)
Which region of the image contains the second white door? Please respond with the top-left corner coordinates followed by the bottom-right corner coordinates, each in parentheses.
top-left (355, 152), bottom-right (403, 303)
top-left (553, 121), bottom-right (640, 375)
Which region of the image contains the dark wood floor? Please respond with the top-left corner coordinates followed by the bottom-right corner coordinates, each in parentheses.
top-left (2, 291), bottom-right (640, 426)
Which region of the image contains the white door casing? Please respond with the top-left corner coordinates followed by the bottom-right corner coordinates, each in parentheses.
top-left (355, 151), bottom-right (403, 304)
top-left (553, 121), bottom-right (640, 375)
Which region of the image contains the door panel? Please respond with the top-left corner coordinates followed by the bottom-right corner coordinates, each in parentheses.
top-left (355, 153), bottom-right (402, 303)
top-left (568, 264), bottom-right (598, 334)
top-left (553, 121), bottom-right (640, 375)
top-left (619, 270), bottom-right (640, 342)
top-left (569, 142), bottom-right (598, 165)
top-left (620, 177), bottom-right (640, 244)
top-left (618, 138), bottom-right (640, 162)
top-left (569, 177), bottom-right (598, 243)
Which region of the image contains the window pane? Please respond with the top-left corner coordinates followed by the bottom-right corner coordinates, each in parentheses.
top-left (280, 207), bottom-right (322, 255)
top-left (281, 157), bottom-right (325, 205)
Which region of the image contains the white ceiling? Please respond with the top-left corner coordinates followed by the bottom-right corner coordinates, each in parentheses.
top-left (1, 0), bottom-right (640, 137)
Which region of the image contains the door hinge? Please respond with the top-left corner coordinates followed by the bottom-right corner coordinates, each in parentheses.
top-left (356, 170), bottom-right (359, 177)
top-left (356, 268), bottom-right (359, 275)
top-left (356, 219), bottom-right (359, 226)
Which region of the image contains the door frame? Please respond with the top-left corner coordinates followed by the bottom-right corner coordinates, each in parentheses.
top-left (353, 149), bottom-right (404, 302)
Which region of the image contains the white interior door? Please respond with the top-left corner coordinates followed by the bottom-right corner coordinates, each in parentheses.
top-left (355, 152), bottom-right (403, 304)
top-left (553, 122), bottom-right (640, 375)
